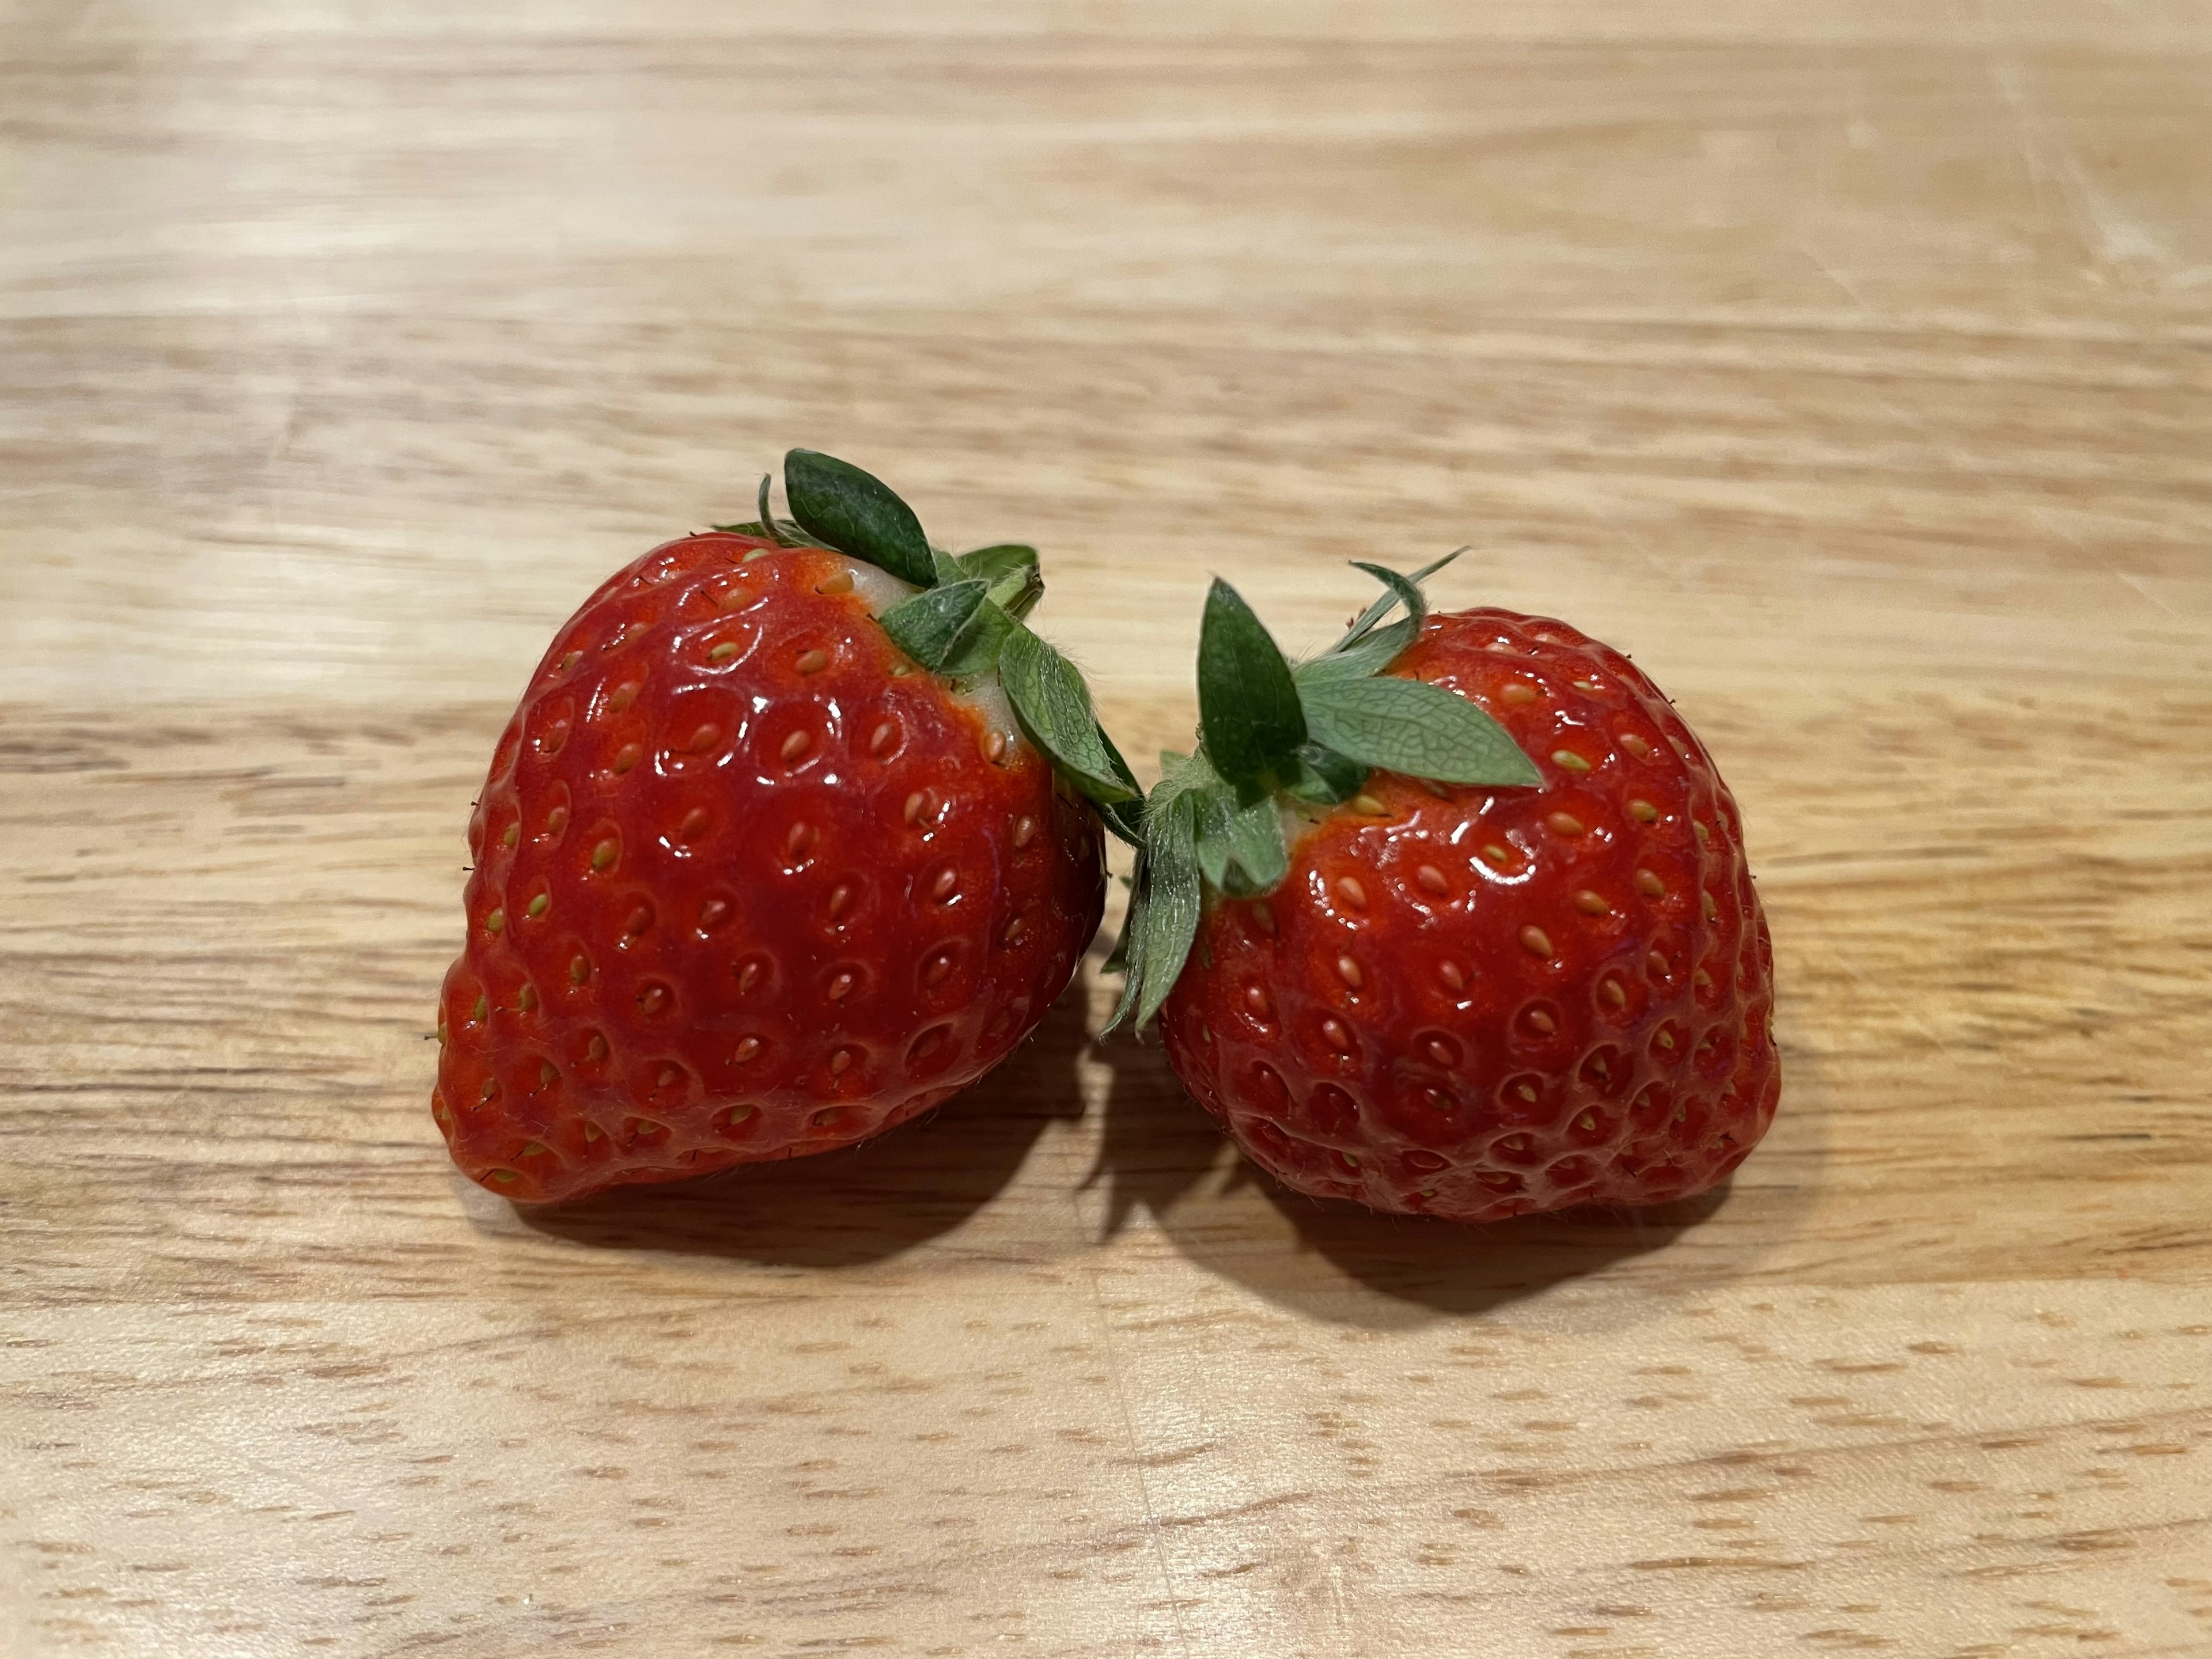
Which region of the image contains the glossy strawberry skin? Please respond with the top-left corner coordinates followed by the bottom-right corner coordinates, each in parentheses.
top-left (1157, 608), bottom-right (1777, 1224)
top-left (433, 532), bottom-right (1105, 1203)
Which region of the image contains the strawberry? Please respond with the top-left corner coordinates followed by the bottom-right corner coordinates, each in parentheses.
top-left (434, 451), bottom-right (1137, 1202)
top-left (1109, 557), bottom-right (1777, 1224)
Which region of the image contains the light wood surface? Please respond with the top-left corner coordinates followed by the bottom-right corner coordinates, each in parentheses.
top-left (5, 4), bottom-right (2210, 1655)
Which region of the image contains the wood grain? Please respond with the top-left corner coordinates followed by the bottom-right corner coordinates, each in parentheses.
top-left (3, 3), bottom-right (2209, 1655)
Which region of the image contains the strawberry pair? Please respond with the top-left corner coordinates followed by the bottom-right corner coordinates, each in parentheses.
top-left (433, 454), bottom-right (1777, 1222)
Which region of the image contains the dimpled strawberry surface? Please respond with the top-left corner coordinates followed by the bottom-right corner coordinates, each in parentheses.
top-left (1157, 607), bottom-right (1777, 1223)
top-left (434, 532), bottom-right (1104, 1202)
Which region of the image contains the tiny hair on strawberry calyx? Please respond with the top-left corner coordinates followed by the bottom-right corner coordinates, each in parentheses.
top-left (1105, 553), bottom-right (1544, 1032)
top-left (726, 449), bottom-right (1145, 846)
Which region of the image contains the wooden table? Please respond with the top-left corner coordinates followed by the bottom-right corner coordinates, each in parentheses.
top-left (5, 5), bottom-right (2209, 1654)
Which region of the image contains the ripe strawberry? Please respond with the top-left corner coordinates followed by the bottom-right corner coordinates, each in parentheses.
top-left (1111, 559), bottom-right (1777, 1224)
top-left (434, 452), bottom-right (1137, 1202)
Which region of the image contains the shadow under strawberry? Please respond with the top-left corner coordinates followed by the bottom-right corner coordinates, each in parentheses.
top-left (511, 988), bottom-right (1091, 1268)
top-left (1085, 1031), bottom-right (1743, 1331)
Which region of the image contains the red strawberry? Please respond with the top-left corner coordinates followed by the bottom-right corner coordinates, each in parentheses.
top-left (1111, 560), bottom-right (1777, 1224)
top-left (434, 452), bottom-right (1135, 1202)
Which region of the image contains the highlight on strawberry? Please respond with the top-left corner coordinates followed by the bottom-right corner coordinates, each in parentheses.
top-left (1109, 556), bottom-right (1779, 1224)
top-left (433, 450), bottom-right (1134, 1203)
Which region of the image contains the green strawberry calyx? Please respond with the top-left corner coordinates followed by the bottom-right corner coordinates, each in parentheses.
top-left (1104, 554), bottom-right (1544, 1035)
top-left (715, 450), bottom-right (1143, 846)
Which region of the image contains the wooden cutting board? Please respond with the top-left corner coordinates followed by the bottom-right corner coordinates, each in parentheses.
top-left (3, 4), bottom-right (2207, 1654)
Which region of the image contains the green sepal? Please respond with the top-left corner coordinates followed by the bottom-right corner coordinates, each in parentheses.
top-left (1108, 787), bottom-right (1202, 1034)
top-left (1336, 559), bottom-right (1428, 647)
top-left (1097, 797), bottom-right (1145, 850)
top-left (1145, 749), bottom-right (1214, 823)
top-left (1293, 630), bottom-right (1407, 685)
top-left (956, 544), bottom-right (1044, 619)
top-left (1191, 785), bottom-right (1234, 892)
top-left (1325, 548), bottom-right (1464, 654)
top-left (1103, 753), bottom-right (1214, 1033)
top-left (1344, 560), bottom-right (1428, 638)
top-left (1280, 743), bottom-right (1369, 805)
top-left (957, 543), bottom-right (1038, 582)
top-left (713, 473), bottom-right (836, 548)
top-left (1194, 783), bottom-right (1287, 896)
top-left (1298, 673), bottom-right (1543, 787)
top-left (877, 579), bottom-right (990, 671)
top-left (935, 599), bottom-right (1018, 678)
top-left (998, 627), bottom-right (1141, 805)
top-left (710, 518), bottom-right (830, 548)
top-left (1298, 552), bottom-right (1461, 681)
top-left (1093, 726), bottom-right (1145, 847)
top-left (757, 475), bottom-right (791, 546)
top-left (783, 449), bottom-right (937, 588)
top-left (1197, 578), bottom-right (1306, 797)
top-left (1135, 789), bottom-right (1203, 1030)
top-left (1103, 853), bottom-right (1150, 1033)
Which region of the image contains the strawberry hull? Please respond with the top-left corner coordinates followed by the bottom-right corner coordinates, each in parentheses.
top-left (1157, 607), bottom-right (1778, 1224)
top-left (433, 533), bottom-right (1105, 1203)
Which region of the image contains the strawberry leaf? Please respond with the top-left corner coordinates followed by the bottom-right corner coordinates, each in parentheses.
top-left (1194, 783), bottom-right (1287, 896)
top-left (1198, 579), bottom-right (1306, 796)
top-left (783, 449), bottom-right (937, 588)
top-left (878, 579), bottom-right (990, 671)
top-left (935, 596), bottom-right (1018, 678)
top-left (957, 543), bottom-right (1037, 579)
top-left (962, 545), bottom-right (1044, 623)
top-left (714, 472), bottom-right (832, 547)
top-left (1343, 560), bottom-right (1430, 639)
top-left (1298, 674), bottom-right (1542, 786)
top-left (1295, 627), bottom-right (1408, 685)
top-left (757, 475), bottom-right (792, 546)
top-left (1191, 784), bottom-right (1236, 891)
top-left (1103, 853), bottom-right (1150, 1033)
top-left (998, 627), bottom-right (1141, 805)
top-left (1280, 741), bottom-right (1368, 805)
top-left (712, 520), bottom-right (831, 553)
top-left (1145, 748), bottom-right (1215, 823)
top-left (1098, 800), bottom-right (1145, 849)
top-left (711, 518), bottom-right (830, 547)
top-left (1324, 548), bottom-right (1463, 654)
top-left (1104, 755), bottom-right (1213, 1032)
top-left (1298, 552), bottom-right (1463, 682)
top-left (1092, 726), bottom-right (1145, 847)
top-left (1134, 789), bottom-right (1202, 1031)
